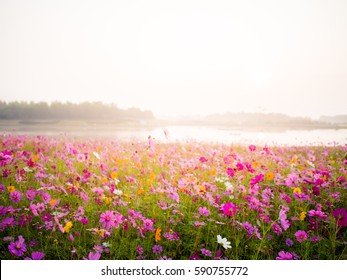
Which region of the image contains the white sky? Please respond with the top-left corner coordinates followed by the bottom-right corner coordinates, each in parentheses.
top-left (0, 0), bottom-right (346, 118)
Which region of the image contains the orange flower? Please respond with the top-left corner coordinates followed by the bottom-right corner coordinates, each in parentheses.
top-left (155, 227), bottom-right (162, 242)
top-left (265, 172), bottom-right (274, 181)
top-left (252, 161), bottom-right (260, 170)
top-left (7, 186), bottom-right (15, 193)
top-left (49, 199), bottom-right (57, 207)
top-left (32, 154), bottom-right (39, 162)
top-left (110, 172), bottom-right (117, 180)
top-left (137, 188), bottom-right (143, 195)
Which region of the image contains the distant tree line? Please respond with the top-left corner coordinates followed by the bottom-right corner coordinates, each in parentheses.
top-left (0, 101), bottom-right (154, 121)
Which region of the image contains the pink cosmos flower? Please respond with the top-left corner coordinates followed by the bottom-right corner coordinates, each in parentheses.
top-left (152, 245), bottom-right (163, 255)
top-left (143, 218), bottom-right (154, 231)
top-left (276, 251), bottom-right (293, 260)
top-left (9, 190), bottom-right (22, 203)
top-left (8, 235), bottom-right (27, 257)
top-left (222, 202), bottom-right (237, 217)
top-left (249, 145), bottom-right (256, 151)
top-left (226, 168), bottom-right (235, 177)
top-left (83, 252), bottom-right (101, 260)
top-left (81, 217), bottom-right (88, 225)
top-left (242, 222), bottom-right (254, 235)
top-left (26, 189), bottom-right (36, 201)
top-left (24, 251), bottom-right (45, 260)
top-left (294, 230), bottom-right (309, 243)
top-left (41, 192), bottom-right (51, 204)
top-left (332, 208), bottom-right (347, 227)
top-left (198, 207), bottom-right (210, 217)
top-left (272, 223), bottom-right (283, 235)
top-left (76, 153), bottom-right (86, 162)
top-left (199, 157), bottom-right (208, 163)
top-left (200, 248), bottom-right (212, 257)
top-left (236, 162), bottom-right (244, 171)
top-left (100, 210), bottom-right (115, 230)
top-left (308, 210), bottom-right (327, 220)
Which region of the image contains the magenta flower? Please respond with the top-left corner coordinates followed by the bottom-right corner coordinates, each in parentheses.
top-left (236, 162), bottom-right (244, 171)
top-left (249, 145), bottom-right (256, 151)
top-left (143, 218), bottom-right (154, 231)
top-left (41, 212), bottom-right (52, 222)
top-left (242, 222), bottom-right (254, 235)
top-left (8, 235), bottom-right (27, 257)
top-left (276, 251), bottom-right (293, 260)
top-left (285, 238), bottom-right (294, 247)
top-left (226, 168), bottom-right (235, 177)
top-left (294, 230), bottom-right (309, 243)
top-left (199, 157), bottom-right (208, 163)
top-left (24, 251), bottom-right (45, 260)
top-left (222, 202), bottom-right (237, 217)
top-left (41, 192), bottom-right (51, 204)
top-left (83, 252), bottom-right (101, 260)
top-left (152, 245), bottom-right (163, 255)
top-left (136, 245), bottom-right (143, 255)
top-left (200, 248), bottom-right (212, 257)
top-left (10, 190), bottom-right (22, 203)
top-left (81, 217), bottom-right (88, 225)
top-left (308, 210), bottom-right (327, 220)
top-left (272, 223), bottom-right (283, 235)
top-left (189, 253), bottom-right (201, 260)
top-left (332, 208), bottom-right (347, 227)
top-left (100, 210), bottom-right (116, 230)
top-left (26, 189), bottom-right (36, 201)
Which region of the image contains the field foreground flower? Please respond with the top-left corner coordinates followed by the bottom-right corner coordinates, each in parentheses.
top-left (0, 134), bottom-right (346, 260)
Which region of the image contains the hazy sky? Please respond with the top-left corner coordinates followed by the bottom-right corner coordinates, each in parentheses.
top-left (1, 0), bottom-right (346, 118)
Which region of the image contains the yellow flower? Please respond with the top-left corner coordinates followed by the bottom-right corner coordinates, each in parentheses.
top-left (210, 169), bottom-right (216, 177)
top-left (300, 211), bottom-right (306, 221)
top-left (102, 177), bottom-right (108, 184)
top-left (7, 186), bottom-right (15, 193)
top-left (150, 172), bottom-right (156, 181)
top-left (146, 179), bottom-right (152, 186)
top-left (63, 221), bottom-right (73, 233)
top-left (290, 156), bottom-right (298, 165)
top-left (265, 171), bottom-right (274, 181)
top-left (105, 197), bottom-right (112, 204)
top-left (198, 185), bottom-right (206, 194)
top-left (96, 229), bottom-right (107, 237)
top-left (155, 227), bottom-right (162, 242)
top-left (293, 187), bottom-right (302, 194)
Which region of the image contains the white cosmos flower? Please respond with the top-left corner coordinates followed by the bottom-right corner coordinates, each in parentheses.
top-left (102, 242), bottom-right (111, 248)
top-left (93, 152), bottom-right (101, 160)
top-left (24, 167), bottom-right (33, 172)
top-left (217, 235), bottom-right (231, 249)
top-left (113, 189), bottom-right (123, 196)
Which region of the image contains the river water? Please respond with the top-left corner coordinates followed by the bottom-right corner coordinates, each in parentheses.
top-left (2, 124), bottom-right (347, 146)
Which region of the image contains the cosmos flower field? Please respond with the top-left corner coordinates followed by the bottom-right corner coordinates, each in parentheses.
top-left (1, 134), bottom-right (347, 260)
